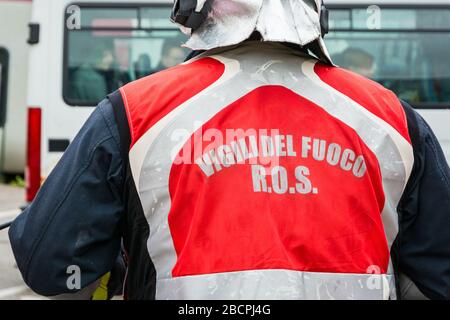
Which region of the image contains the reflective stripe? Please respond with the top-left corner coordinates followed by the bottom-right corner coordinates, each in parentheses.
top-left (157, 270), bottom-right (393, 300)
top-left (127, 56), bottom-right (239, 190)
top-left (298, 61), bottom-right (414, 273)
top-left (128, 56), bottom-right (245, 280)
top-left (91, 272), bottom-right (111, 301)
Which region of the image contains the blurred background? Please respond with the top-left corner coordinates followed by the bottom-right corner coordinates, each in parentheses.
top-left (0, 0), bottom-right (449, 299)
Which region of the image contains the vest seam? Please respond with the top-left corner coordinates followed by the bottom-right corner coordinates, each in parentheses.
top-left (119, 87), bottom-right (136, 147)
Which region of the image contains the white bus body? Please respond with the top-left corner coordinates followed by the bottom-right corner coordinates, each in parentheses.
top-left (0, 0), bottom-right (31, 175)
top-left (26, 0), bottom-right (450, 201)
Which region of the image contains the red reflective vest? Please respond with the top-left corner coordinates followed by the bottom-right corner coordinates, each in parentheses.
top-left (118, 42), bottom-right (414, 299)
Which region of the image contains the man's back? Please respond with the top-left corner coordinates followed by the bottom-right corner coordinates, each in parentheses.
top-left (118, 42), bottom-right (414, 299)
top-left (8, 40), bottom-right (450, 300)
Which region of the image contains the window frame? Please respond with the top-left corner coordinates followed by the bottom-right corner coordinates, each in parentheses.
top-left (62, 2), bottom-right (179, 107)
top-left (327, 4), bottom-right (450, 109)
top-left (63, 3), bottom-right (450, 109)
top-left (0, 47), bottom-right (9, 127)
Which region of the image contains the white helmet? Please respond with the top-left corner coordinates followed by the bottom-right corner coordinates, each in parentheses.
top-left (171, 0), bottom-right (333, 64)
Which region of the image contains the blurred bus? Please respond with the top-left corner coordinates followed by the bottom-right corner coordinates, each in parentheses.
top-left (0, 0), bottom-right (31, 176)
top-left (25, 0), bottom-right (188, 201)
top-left (326, 0), bottom-right (450, 162)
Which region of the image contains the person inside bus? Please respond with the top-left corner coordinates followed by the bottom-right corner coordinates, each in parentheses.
top-left (70, 43), bottom-right (131, 103)
top-left (336, 47), bottom-right (376, 79)
top-left (151, 38), bottom-right (187, 74)
top-left (96, 48), bottom-right (131, 93)
top-left (134, 54), bottom-right (152, 80)
top-left (69, 45), bottom-right (109, 103)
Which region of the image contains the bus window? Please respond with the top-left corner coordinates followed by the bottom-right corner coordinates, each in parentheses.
top-left (0, 48), bottom-right (9, 127)
top-left (326, 7), bottom-right (450, 109)
top-left (63, 5), bottom-right (188, 107)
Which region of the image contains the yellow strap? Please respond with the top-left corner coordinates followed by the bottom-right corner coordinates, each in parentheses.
top-left (92, 272), bottom-right (111, 300)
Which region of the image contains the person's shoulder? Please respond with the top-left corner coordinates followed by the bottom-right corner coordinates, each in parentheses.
top-left (73, 65), bottom-right (104, 82)
top-left (119, 56), bottom-right (226, 116)
top-left (122, 57), bottom-right (225, 96)
top-left (316, 63), bottom-right (388, 94)
top-left (314, 63), bottom-right (410, 141)
top-left (118, 57), bottom-right (227, 146)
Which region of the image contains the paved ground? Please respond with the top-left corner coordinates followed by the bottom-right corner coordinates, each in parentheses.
top-left (0, 184), bottom-right (48, 300)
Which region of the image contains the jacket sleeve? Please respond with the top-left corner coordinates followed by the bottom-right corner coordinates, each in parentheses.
top-left (397, 101), bottom-right (450, 300)
top-left (9, 98), bottom-right (125, 297)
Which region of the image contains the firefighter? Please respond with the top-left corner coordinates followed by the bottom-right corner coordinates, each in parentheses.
top-left (9, 0), bottom-right (450, 300)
